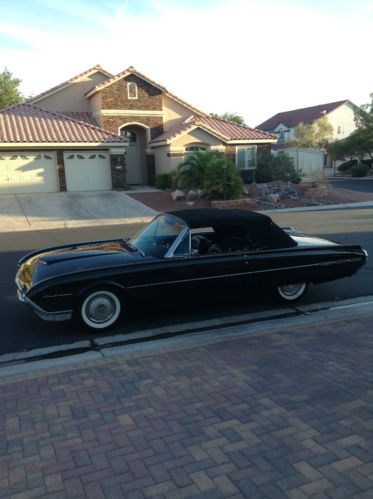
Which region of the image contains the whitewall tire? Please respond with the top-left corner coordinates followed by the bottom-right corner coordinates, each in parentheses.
top-left (79, 289), bottom-right (122, 330)
top-left (277, 283), bottom-right (308, 302)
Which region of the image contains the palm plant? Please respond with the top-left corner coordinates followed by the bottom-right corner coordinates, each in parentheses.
top-left (176, 151), bottom-right (217, 189)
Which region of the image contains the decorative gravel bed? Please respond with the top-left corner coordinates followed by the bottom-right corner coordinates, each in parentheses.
top-left (128, 182), bottom-right (373, 213)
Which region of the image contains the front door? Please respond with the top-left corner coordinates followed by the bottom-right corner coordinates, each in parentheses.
top-left (121, 130), bottom-right (142, 184)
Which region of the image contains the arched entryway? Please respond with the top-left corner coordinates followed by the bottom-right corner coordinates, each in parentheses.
top-left (119, 124), bottom-right (149, 184)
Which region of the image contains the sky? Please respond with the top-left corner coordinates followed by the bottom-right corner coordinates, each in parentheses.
top-left (0, 0), bottom-right (372, 127)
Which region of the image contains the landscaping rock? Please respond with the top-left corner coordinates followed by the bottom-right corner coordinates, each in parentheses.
top-left (267, 193), bottom-right (280, 203)
top-left (171, 189), bottom-right (185, 201)
top-left (186, 189), bottom-right (199, 201)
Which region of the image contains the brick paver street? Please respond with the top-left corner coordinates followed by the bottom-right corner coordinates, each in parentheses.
top-left (0, 308), bottom-right (372, 498)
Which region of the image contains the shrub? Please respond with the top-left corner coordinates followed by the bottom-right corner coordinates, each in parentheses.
top-left (351, 163), bottom-right (369, 177)
top-left (337, 160), bottom-right (357, 172)
top-left (203, 157), bottom-right (243, 200)
top-left (256, 152), bottom-right (302, 184)
top-left (176, 151), bottom-right (214, 189)
top-left (308, 169), bottom-right (328, 188)
top-left (155, 173), bottom-right (172, 190)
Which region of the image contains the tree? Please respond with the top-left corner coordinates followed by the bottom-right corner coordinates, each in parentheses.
top-left (287, 116), bottom-right (333, 148)
top-left (0, 68), bottom-right (24, 109)
top-left (176, 150), bottom-right (243, 200)
top-left (328, 94), bottom-right (373, 162)
top-left (176, 151), bottom-right (214, 189)
top-left (354, 93), bottom-right (373, 129)
top-left (203, 154), bottom-right (243, 200)
top-left (210, 112), bottom-right (246, 125)
top-left (313, 116), bottom-right (334, 149)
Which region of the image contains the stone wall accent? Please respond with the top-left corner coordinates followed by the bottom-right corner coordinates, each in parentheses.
top-left (100, 74), bottom-right (163, 111)
top-left (110, 153), bottom-right (127, 190)
top-left (56, 150), bottom-right (66, 191)
top-left (101, 115), bottom-right (163, 140)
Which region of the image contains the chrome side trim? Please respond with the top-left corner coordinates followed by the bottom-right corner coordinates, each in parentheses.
top-left (17, 290), bottom-right (73, 322)
top-left (127, 258), bottom-right (359, 290)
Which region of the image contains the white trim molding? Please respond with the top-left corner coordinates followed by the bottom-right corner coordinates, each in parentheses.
top-left (127, 81), bottom-right (138, 100)
top-left (227, 139), bottom-right (276, 144)
top-left (118, 122), bottom-right (151, 145)
top-left (94, 110), bottom-right (164, 117)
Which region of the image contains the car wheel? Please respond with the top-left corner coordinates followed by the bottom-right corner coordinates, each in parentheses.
top-left (79, 289), bottom-right (122, 331)
top-left (277, 282), bottom-right (308, 302)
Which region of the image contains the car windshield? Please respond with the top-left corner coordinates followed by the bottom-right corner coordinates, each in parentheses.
top-left (130, 214), bottom-right (186, 258)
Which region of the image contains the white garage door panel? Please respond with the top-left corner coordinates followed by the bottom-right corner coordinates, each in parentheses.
top-left (64, 151), bottom-right (111, 192)
top-left (0, 152), bottom-right (59, 194)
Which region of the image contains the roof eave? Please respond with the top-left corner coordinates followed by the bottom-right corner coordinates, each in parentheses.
top-left (0, 141), bottom-right (128, 148)
top-left (28, 66), bottom-right (113, 104)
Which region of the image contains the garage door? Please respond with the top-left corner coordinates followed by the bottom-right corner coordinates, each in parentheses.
top-left (64, 151), bottom-right (112, 192)
top-left (0, 152), bottom-right (59, 194)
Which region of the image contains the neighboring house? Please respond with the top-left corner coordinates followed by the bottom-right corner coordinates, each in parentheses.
top-left (257, 100), bottom-right (357, 145)
top-left (0, 65), bottom-right (276, 194)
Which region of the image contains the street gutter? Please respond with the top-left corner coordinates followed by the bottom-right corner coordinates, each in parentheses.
top-left (1, 295), bottom-right (372, 378)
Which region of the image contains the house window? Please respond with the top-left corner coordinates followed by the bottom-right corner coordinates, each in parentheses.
top-left (236, 146), bottom-right (257, 170)
top-left (278, 130), bottom-right (285, 143)
top-left (185, 145), bottom-right (207, 154)
top-left (337, 125), bottom-right (344, 134)
top-left (127, 82), bottom-right (138, 99)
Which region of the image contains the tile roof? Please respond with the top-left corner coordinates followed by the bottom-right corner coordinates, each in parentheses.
top-left (27, 65), bottom-right (113, 104)
top-left (257, 100), bottom-right (349, 131)
top-left (150, 115), bottom-right (276, 144)
top-left (61, 112), bottom-right (98, 126)
top-left (0, 104), bottom-right (127, 144)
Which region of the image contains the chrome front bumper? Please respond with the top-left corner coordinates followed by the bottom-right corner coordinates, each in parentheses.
top-left (16, 289), bottom-right (73, 322)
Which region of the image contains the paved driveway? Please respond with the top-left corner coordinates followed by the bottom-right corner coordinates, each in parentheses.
top-left (0, 191), bottom-right (157, 232)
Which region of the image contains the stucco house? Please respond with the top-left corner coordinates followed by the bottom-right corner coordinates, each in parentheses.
top-left (0, 65), bottom-right (276, 194)
top-left (257, 100), bottom-right (357, 145)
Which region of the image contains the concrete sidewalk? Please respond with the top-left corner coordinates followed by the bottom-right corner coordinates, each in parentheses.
top-left (0, 191), bottom-right (157, 232)
top-left (1, 302), bottom-right (372, 498)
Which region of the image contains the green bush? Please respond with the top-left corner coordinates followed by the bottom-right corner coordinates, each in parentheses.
top-left (256, 152), bottom-right (302, 184)
top-left (176, 151), bottom-right (216, 189)
top-left (154, 171), bottom-right (176, 190)
top-left (203, 157), bottom-right (243, 200)
top-left (337, 160), bottom-right (356, 172)
top-left (351, 163), bottom-right (369, 177)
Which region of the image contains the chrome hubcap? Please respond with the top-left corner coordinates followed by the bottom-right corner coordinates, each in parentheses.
top-left (281, 283), bottom-right (303, 296)
top-left (85, 295), bottom-right (116, 323)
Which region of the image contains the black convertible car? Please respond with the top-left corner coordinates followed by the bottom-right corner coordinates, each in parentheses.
top-left (15, 209), bottom-right (367, 331)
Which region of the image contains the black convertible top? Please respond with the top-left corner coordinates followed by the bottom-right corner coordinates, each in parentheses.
top-left (167, 209), bottom-right (296, 249)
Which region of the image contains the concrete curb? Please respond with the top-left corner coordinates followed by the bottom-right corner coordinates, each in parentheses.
top-left (1, 295), bottom-right (372, 379)
top-left (261, 200), bottom-right (373, 214)
top-left (1, 201), bottom-right (373, 233)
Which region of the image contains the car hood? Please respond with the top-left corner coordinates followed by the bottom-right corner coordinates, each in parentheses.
top-left (17, 240), bottom-right (145, 289)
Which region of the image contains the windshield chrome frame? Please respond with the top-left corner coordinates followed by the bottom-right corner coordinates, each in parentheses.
top-left (164, 224), bottom-right (191, 258)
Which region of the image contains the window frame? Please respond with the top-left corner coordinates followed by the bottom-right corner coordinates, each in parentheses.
top-left (127, 82), bottom-right (138, 100)
top-left (235, 145), bottom-right (257, 170)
